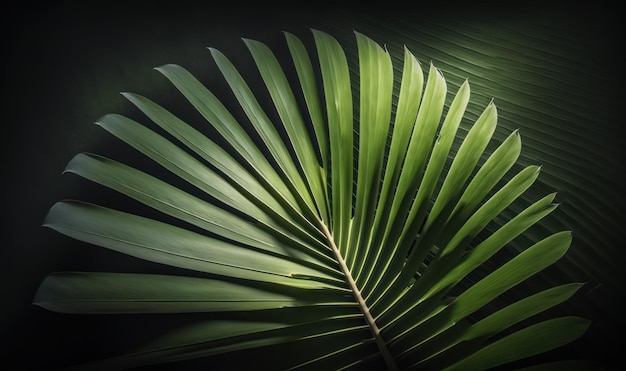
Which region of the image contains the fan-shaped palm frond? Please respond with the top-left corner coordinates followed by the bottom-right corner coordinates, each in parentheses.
top-left (34, 29), bottom-right (590, 370)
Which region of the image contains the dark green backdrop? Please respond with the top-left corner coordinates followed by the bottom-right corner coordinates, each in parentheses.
top-left (2, 3), bottom-right (623, 369)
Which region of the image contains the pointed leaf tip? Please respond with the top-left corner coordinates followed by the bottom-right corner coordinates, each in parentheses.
top-left (547, 191), bottom-right (558, 199)
top-left (154, 63), bottom-right (178, 72)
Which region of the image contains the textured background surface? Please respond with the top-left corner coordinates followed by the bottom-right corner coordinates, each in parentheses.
top-left (2, 3), bottom-right (623, 369)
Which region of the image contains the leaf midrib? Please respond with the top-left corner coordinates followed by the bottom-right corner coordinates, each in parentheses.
top-left (318, 219), bottom-right (398, 371)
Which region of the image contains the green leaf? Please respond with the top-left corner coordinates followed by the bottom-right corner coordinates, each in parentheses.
top-left (34, 272), bottom-right (352, 313)
top-left (119, 93), bottom-right (329, 252)
top-left (425, 100), bottom-right (498, 232)
top-left (312, 29), bottom-right (353, 251)
top-left (357, 46), bottom-right (425, 292)
top-left (398, 164), bottom-right (541, 308)
top-left (447, 230), bottom-right (572, 320)
top-left (64, 153), bottom-right (339, 271)
top-left (96, 114), bottom-right (262, 218)
top-left (365, 62), bottom-right (447, 311)
top-left (443, 317), bottom-right (590, 371)
top-left (347, 31), bottom-right (393, 276)
top-left (383, 231), bottom-right (573, 345)
top-left (155, 64), bottom-right (318, 234)
top-left (395, 283), bottom-right (583, 367)
top-left (70, 320), bottom-right (292, 370)
top-left (422, 193), bottom-right (560, 302)
top-left (74, 315), bottom-right (369, 370)
top-left (33, 27), bottom-right (590, 370)
top-left (284, 31), bottom-right (329, 183)
top-left (244, 37), bottom-right (329, 224)
top-left (44, 201), bottom-right (345, 290)
top-left (461, 282), bottom-right (583, 340)
top-left (209, 45), bottom-right (318, 220)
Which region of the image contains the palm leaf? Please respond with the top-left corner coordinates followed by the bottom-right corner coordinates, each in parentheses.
top-left (35, 29), bottom-right (589, 370)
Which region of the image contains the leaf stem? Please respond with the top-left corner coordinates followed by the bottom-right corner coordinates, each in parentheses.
top-left (319, 220), bottom-right (398, 371)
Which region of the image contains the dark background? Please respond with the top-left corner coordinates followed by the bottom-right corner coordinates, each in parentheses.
top-left (2, 3), bottom-right (623, 370)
